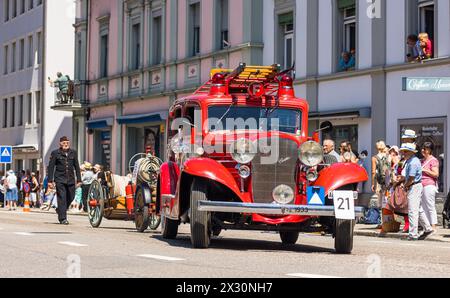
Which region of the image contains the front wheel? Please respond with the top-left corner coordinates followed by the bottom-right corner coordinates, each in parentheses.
top-left (334, 219), bottom-right (355, 254)
top-left (280, 232), bottom-right (299, 245)
top-left (190, 179), bottom-right (211, 249)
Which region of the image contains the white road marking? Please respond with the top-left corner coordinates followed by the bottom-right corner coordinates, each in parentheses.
top-left (137, 254), bottom-right (185, 262)
top-left (58, 241), bottom-right (88, 247)
top-left (14, 232), bottom-right (34, 236)
top-left (287, 273), bottom-right (342, 279)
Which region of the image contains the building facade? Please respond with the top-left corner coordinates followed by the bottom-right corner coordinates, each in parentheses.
top-left (0, 0), bottom-right (75, 174)
top-left (263, 0), bottom-right (450, 194)
top-left (70, 0), bottom-right (264, 175)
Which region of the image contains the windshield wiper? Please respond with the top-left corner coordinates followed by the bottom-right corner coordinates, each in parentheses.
top-left (214, 96), bottom-right (238, 128)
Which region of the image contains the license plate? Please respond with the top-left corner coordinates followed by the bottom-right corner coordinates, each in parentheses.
top-left (332, 191), bottom-right (356, 220)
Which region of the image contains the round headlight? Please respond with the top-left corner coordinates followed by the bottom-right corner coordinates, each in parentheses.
top-left (299, 141), bottom-right (324, 167)
top-left (272, 185), bottom-right (295, 205)
top-left (230, 138), bottom-right (257, 164)
top-left (237, 165), bottom-right (251, 179)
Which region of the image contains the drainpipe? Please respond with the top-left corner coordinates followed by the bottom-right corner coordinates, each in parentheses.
top-left (40, 0), bottom-right (47, 176)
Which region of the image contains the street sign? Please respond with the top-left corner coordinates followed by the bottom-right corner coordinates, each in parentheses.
top-left (307, 186), bottom-right (325, 206)
top-left (0, 146), bottom-right (12, 164)
top-left (402, 77), bottom-right (450, 92)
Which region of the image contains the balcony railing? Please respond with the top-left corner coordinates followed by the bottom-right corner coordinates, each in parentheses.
top-left (51, 81), bottom-right (88, 111)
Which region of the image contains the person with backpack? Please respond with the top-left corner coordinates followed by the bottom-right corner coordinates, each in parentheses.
top-left (372, 140), bottom-right (390, 210)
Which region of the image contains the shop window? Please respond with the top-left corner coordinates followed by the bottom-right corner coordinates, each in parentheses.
top-left (94, 130), bottom-right (111, 171)
top-left (400, 119), bottom-right (446, 193)
top-left (326, 124), bottom-right (359, 153)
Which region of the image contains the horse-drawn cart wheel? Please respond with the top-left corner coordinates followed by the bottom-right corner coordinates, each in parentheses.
top-left (134, 188), bottom-right (150, 233)
top-left (87, 180), bottom-right (105, 228)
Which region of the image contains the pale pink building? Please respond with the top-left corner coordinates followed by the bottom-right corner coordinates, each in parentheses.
top-left (60, 0), bottom-right (264, 175)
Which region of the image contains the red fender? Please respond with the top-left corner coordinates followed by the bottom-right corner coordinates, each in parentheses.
top-left (183, 158), bottom-right (242, 198)
top-left (159, 162), bottom-right (180, 196)
top-left (312, 163), bottom-right (369, 195)
top-left (159, 162), bottom-right (180, 217)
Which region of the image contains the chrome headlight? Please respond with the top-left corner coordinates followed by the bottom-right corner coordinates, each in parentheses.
top-left (272, 185), bottom-right (295, 205)
top-left (299, 141), bottom-right (324, 167)
top-left (230, 138), bottom-right (257, 164)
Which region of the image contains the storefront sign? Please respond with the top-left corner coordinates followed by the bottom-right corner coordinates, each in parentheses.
top-left (403, 77), bottom-right (450, 92)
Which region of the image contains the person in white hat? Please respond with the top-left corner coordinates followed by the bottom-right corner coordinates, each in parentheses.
top-left (401, 129), bottom-right (417, 144)
top-left (400, 143), bottom-right (433, 240)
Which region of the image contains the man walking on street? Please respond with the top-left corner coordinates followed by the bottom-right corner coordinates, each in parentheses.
top-left (400, 143), bottom-right (434, 241)
top-left (47, 136), bottom-right (82, 225)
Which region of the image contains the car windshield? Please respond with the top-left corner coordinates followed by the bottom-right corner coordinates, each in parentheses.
top-left (208, 106), bottom-right (302, 134)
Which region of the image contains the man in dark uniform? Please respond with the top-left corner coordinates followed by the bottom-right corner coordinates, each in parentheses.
top-left (47, 136), bottom-right (82, 225)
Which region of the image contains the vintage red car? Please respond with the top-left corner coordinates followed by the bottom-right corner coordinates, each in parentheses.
top-left (151, 63), bottom-right (368, 254)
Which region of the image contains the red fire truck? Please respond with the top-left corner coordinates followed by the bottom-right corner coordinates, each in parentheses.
top-left (150, 63), bottom-right (368, 254)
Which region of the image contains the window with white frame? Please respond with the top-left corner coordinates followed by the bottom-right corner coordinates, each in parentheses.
top-left (418, 1), bottom-right (434, 41)
top-left (278, 12), bottom-right (294, 70)
top-left (29, 0), bottom-right (33, 10)
top-left (20, 0), bottom-right (25, 14)
top-left (342, 4), bottom-right (356, 53)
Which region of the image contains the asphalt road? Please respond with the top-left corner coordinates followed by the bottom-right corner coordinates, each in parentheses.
top-left (1, 209), bottom-right (450, 278)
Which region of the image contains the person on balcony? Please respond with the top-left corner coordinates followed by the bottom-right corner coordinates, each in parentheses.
top-left (338, 51), bottom-right (355, 72)
top-left (48, 72), bottom-right (70, 104)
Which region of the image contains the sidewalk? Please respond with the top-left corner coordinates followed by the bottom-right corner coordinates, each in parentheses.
top-left (355, 224), bottom-right (450, 243)
top-left (0, 207), bottom-right (88, 217)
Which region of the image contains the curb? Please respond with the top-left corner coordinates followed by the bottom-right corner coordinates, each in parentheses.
top-left (354, 230), bottom-right (450, 243)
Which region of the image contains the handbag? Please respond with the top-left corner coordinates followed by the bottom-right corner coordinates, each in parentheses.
top-left (388, 186), bottom-right (408, 215)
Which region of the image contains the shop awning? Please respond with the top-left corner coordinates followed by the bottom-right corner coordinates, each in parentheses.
top-left (86, 118), bottom-right (114, 130)
top-left (117, 112), bottom-right (168, 125)
top-left (13, 144), bottom-right (38, 151)
top-left (309, 107), bottom-right (371, 121)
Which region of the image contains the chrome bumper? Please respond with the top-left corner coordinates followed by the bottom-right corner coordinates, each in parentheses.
top-left (197, 201), bottom-right (365, 217)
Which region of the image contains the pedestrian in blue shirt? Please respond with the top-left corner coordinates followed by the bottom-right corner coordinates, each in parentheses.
top-left (400, 143), bottom-right (433, 241)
